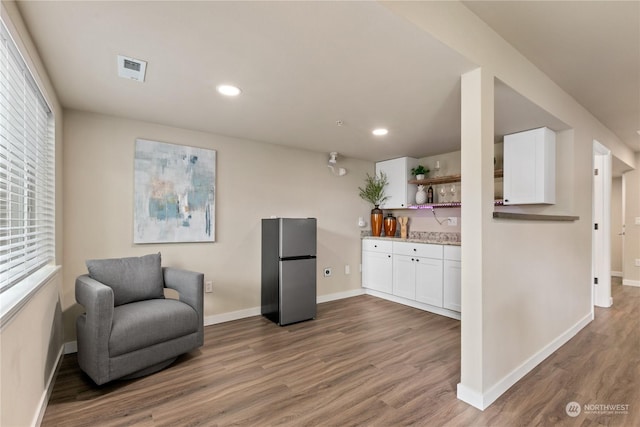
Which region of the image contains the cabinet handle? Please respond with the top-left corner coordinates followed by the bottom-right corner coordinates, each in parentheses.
top-left (388, 255), bottom-right (391, 258)
top-left (374, 244), bottom-right (377, 248)
top-left (411, 258), bottom-right (414, 261)
top-left (416, 259), bottom-right (420, 262)
top-left (413, 248), bottom-right (417, 251)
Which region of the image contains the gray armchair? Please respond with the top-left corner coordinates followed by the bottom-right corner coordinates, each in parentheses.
top-left (75, 253), bottom-right (203, 385)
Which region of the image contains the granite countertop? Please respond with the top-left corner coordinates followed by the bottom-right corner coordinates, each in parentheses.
top-left (362, 231), bottom-right (461, 246)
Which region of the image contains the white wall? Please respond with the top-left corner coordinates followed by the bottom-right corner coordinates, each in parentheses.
top-left (611, 177), bottom-right (623, 275)
top-left (383, 0), bottom-right (635, 409)
top-left (61, 110), bottom-right (373, 341)
top-left (0, 2), bottom-right (64, 426)
top-left (622, 153), bottom-right (640, 286)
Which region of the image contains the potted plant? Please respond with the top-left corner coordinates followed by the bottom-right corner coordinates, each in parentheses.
top-left (358, 172), bottom-right (388, 236)
top-left (410, 165), bottom-right (429, 180)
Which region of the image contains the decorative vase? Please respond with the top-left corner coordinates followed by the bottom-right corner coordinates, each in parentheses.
top-left (383, 213), bottom-right (397, 237)
top-left (415, 185), bottom-right (427, 205)
top-left (370, 205), bottom-right (383, 237)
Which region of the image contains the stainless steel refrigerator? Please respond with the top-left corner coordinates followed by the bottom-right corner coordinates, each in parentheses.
top-left (261, 218), bottom-right (317, 325)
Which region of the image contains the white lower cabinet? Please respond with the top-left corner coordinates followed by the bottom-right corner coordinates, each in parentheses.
top-left (392, 254), bottom-right (443, 305)
top-left (363, 239), bottom-right (459, 319)
top-left (443, 245), bottom-right (461, 312)
top-left (443, 260), bottom-right (461, 311)
top-left (392, 255), bottom-right (417, 299)
top-left (415, 257), bottom-right (444, 307)
top-left (362, 240), bottom-right (393, 294)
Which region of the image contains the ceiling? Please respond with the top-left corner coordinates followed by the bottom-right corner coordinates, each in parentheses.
top-left (14, 1), bottom-right (638, 164)
top-left (464, 0), bottom-right (640, 154)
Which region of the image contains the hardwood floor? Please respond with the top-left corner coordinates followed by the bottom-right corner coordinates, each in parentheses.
top-left (43, 279), bottom-right (638, 426)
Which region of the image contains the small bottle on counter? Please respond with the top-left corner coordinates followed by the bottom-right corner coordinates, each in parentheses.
top-left (427, 185), bottom-right (434, 203)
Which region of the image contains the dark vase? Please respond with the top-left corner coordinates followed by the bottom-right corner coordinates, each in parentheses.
top-left (384, 213), bottom-right (397, 237)
top-left (370, 205), bottom-right (383, 237)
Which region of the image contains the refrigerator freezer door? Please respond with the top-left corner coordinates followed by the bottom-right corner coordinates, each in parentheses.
top-left (279, 218), bottom-right (317, 258)
top-left (279, 258), bottom-right (317, 325)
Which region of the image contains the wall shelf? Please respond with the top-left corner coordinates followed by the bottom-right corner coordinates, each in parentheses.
top-left (408, 200), bottom-right (505, 210)
top-left (492, 212), bottom-right (579, 221)
top-left (408, 170), bottom-right (503, 186)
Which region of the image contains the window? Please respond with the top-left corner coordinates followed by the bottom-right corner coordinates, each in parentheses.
top-left (0, 19), bottom-right (55, 293)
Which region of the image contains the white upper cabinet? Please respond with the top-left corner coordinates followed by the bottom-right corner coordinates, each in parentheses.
top-left (375, 157), bottom-right (419, 209)
top-left (503, 127), bottom-right (556, 205)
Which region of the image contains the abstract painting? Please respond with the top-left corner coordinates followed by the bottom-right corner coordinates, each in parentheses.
top-left (134, 139), bottom-right (216, 243)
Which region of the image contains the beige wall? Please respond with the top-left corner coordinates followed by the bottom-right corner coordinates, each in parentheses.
top-left (611, 177), bottom-right (623, 274)
top-left (62, 110), bottom-right (373, 341)
top-left (384, 0), bottom-right (635, 408)
top-left (623, 152), bottom-right (640, 285)
top-left (0, 2), bottom-right (64, 426)
top-left (0, 273), bottom-right (63, 427)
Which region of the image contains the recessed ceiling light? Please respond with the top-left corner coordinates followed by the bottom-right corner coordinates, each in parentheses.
top-left (216, 84), bottom-right (241, 97)
top-left (372, 128), bottom-right (389, 136)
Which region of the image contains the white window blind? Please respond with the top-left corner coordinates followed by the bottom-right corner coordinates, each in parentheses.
top-left (0, 19), bottom-right (55, 293)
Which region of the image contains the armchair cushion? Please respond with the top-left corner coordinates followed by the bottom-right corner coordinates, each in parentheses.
top-left (109, 299), bottom-right (198, 357)
top-left (86, 253), bottom-right (164, 306)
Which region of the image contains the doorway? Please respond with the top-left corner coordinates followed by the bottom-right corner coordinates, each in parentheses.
top-left (592, 140), bottom-right (612, 308)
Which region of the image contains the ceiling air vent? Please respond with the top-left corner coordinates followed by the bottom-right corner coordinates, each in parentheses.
top-left (117, 55), bottom-right (147, 82)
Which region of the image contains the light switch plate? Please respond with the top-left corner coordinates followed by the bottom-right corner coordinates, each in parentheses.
top-left (635, 217), bottom-right (640, 225)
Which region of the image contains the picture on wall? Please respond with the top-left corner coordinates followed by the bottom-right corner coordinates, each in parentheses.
top-left (134, 139), bottom-right (216, 243)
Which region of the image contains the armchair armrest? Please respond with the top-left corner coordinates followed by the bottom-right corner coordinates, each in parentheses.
top-left (163, 267), bottom-right (204, 342)
top-left (75, 275), bottom-right (114, 384)
top-left (76, 274), bottom-right (115, 332)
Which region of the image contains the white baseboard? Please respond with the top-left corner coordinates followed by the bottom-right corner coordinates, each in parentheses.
top-left (364, 288), bottom-right (461, 320)
top-left (64, 340), bottom-right (77, 354)
top-left (611, 271), bottom-right (623, 278)
top-left (203, 289), bottom-right (365, 326)
top-left (33, 345), bottom-right (64, 427)
top-left (457, 312), bottom-right (592, 410)
top-left (204, 307), bottom-right (261, 326)
top-left (456, 383), bottom-right (484, 410)
top-left (63, 291), bottom-right (366, 352)
top-left (623, 279), bottom-right (640, 287)
top-left (317, 288), bottom-right (365, 303)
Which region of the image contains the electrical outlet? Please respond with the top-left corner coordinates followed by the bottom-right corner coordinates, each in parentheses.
top-left (635, 217), bottom-right (640, 225)
top-left (447, 217), bottom-right (458, 226)
top-left (345, 265), bottom-right (350, 275)
top-left (323, 267), bottom-right (332, 277)
top-left (635, 259), bottom-right (640, 267)
top-left (205, 281), bottom-right (213, 293)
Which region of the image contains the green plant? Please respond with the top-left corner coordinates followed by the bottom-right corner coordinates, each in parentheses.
top-left (411, 165), bottom-right (429, 176)
top-left (358, 172), bottom-right (389, 207)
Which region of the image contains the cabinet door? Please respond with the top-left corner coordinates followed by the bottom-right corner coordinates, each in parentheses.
top-left (415, 257), bottom-right (443, 307)
top-left (503, 127), bottom-right (555, 205)
top-left (392, 254), bottom-right (416, 299)
top-left (443, 259), bottom-right (461, 312)
top-left (362, 250), bottom-right (392, 294)
top-left (375, 157), bottom-right (418, 209)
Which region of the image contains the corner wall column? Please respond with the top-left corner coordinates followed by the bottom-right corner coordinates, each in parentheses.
top-left (458, 67), bottom-right (494, 409)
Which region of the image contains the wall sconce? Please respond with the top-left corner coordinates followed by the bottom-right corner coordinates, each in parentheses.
top-left (328, 152), bottom-right (347, 176)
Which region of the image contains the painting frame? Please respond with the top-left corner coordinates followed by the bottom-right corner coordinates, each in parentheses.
top-left (133, 138), bottom-right (216, 244)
